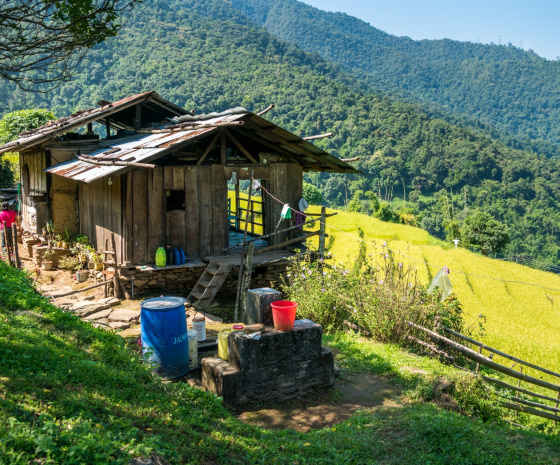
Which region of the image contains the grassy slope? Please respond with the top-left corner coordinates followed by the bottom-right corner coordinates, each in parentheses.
top-left (2, 263), bottom-right (560, 463)
top-left (306, 206), bottom-right (560, 376)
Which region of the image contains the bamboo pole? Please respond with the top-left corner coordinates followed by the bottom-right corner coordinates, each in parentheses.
top-left (410, 322), bottom-right (560, 393)
top-left (257, 104), bottom-right (275, 116)
top-left (501, 401), bottom-right (560, 422)
top-left (240, 242), bottom-right (255, 323)
top-left (443, 326), bottom-right (560, 380)
top-left (253, 231), bottom-right (320, 255)
top-left (302, 132), bottom-right (334, 141)
top-left (510, 396), bottom-right (560, 414)
top-left (406, 335), bottom-right (454, 360)
top-left (77, 155), bottom-right (156, 169)
top-left (481, 375), bottom-right (559, 404)
top-left (50, 280), bottom-right (109, 298)
top-left (234, 173), bottom-right (254, 321)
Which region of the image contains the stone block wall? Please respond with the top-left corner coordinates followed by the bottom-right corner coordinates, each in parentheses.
top-left (201, 320), bottom-right (334, 404)
top-left (118, 263), bottom-right (288, 298)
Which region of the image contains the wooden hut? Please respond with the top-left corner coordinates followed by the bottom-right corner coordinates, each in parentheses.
top-left (0, 91), bottom-right (358, 300)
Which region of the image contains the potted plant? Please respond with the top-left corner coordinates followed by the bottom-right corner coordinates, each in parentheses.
top-left (42, 248), bottom-right (55, 270)
top-left (62, 229), bottom-right (71, 249)
top-left (54, 234), bottom-right (63, 248)
top-left (90, 250), bottom-right (104, 271)
top-left (46, 220), bottom-right (55, 246)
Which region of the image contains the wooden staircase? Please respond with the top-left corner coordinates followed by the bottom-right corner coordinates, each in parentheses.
top-left (188, 262), bottom-right (232, 309)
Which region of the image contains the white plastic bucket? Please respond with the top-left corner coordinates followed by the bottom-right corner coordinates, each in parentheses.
top-left (188, 329), bottom-right (198, 370)
top-left (192, 316), bottom-right (206, 342)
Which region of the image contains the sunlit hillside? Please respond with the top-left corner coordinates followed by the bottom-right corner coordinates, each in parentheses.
top-left (305, 206), bottom-right (560, 374)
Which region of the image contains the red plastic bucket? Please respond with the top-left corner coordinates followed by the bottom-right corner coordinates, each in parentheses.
top-left (271, 300), bottom-right (298, 331)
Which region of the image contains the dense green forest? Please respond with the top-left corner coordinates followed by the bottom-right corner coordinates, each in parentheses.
top-left (2, 0), bottom-right (560, 263)
top-left (231, 0), bottom-right (560, 151)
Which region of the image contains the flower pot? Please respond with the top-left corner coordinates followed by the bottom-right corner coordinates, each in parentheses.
top-left (47, 240), bottom-right (54, 248)
top-left (94, 262), bottom-right (103, 271)
top-left (56, 241), bottom-right (63, 248)
top-left (42, 261), bottom-right (53, 271)
top-left (76, 270), bottom-right (88, 282)
top-left (62, 242), bottom-right (69, 249)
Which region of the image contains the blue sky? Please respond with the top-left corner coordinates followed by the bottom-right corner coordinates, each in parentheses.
top-left (300, 0), bottom-right (560, 60)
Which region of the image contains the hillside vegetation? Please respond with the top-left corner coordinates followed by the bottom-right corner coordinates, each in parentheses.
top-left (231, 0), bottom-right (560, 147)
top-left (2, 262), bottom-right (560, 463)
top-left (306, 206), bottom-right (560, 375)
top-left (2, 0), bottom-right (560, 264)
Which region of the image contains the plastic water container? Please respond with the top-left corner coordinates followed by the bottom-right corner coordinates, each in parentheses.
top-left (271, 301), bottom-right (298, 331)
top-left (178, 248), bottom-right (186, 264)
top-left (218, 329), bottom-right (231, 360)
top-left (155, 247), bottom-right (167, 267)
top-left (173, 248), bottom-right (181, 266)
top-left (188, 329), bottom-right (198, 370)
top-left (140, 296), bottom-right (189, 379)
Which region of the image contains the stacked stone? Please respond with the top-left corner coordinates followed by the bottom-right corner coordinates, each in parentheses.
top-left (118, 267), bottom-right (205, 296)
top-left (33, 245), bottom-right (72, 267)
top-left (22, 236), bottom-right (40, 256)
top-left (99, 263), bottom-right (288, 298)
top-left (202, 319), bottom-right (334, 404)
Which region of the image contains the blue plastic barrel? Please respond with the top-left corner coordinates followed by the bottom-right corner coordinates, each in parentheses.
top-left (140, 296), bottom-right (189, 379)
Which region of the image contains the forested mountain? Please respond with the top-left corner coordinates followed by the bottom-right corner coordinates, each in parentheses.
top-left (2, 0), bottom-right (560, 262)
top-left (230, 0), bottom-right (560, 149)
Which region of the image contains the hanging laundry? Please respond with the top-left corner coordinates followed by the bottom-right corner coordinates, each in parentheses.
top-left (281, 204), bottom-right (291, 219)
top-left (427, 267), bottom-right (453, 301)
top-left (253, 180), bottom-right (261, 190)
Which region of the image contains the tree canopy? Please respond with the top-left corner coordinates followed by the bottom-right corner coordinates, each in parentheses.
top-left (461, 212), bottom-right (510, 256)
top-left (0, 0), bottom-right (139, 90)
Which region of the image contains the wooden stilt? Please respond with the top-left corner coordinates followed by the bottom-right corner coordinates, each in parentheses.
top-left (240, 242), bottom-right (255, 323)
top-left (318, 206), bottom-right (326, 260)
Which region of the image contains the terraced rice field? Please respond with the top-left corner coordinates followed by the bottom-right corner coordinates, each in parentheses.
top-left (305, 206), bottom-right (560, 377)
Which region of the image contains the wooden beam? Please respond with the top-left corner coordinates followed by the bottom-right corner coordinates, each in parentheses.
top-left (302, 132), bottom-right (334, 141)
top-left (196, 131), bottom-right (221, 166)
top-left (254, 231), bottom-right (320, 255)
top-left (243, 120), bottom-right (344, 172)
top-left (134, 103), bottom-right (142, 130)
top-left (257, 104), bottom-right (275, 116)
top-left (221, 129), bottom-right (227, 164)
top-left (224, 129), bottom-right (258, 164)
top-left (77, 154), bottom-right (156, 169)
top-left (230, 127), bottom-right (296, 159)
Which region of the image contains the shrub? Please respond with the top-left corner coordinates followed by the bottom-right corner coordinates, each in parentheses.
top-left (58, 255), bottom-right (80, 271)
top-left (282, 247), bottom-right (464, 343)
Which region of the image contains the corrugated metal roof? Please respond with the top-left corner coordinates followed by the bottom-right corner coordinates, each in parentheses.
top-left (0, 91), bottom-right (185, 155)
top-left (45, 111), bottom-right (360, 182)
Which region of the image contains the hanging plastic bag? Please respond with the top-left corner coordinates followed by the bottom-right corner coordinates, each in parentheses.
top-left (427, 267), bottom-right (452, 301)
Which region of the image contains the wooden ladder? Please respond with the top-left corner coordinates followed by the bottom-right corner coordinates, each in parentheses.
top-left (188, 262), bottom-right (232, 309)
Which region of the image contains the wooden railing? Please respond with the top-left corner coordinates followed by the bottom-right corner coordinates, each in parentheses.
top-left (411, 322), bottom-right (560, 423)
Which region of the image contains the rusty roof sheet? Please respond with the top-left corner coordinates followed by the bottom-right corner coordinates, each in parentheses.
top-left (45, 111), bottom-right (360, 183)
top-left (0, 91), bottom-right (186, 155)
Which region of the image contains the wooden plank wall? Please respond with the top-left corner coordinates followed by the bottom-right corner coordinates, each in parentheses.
top-left (20, 149), bottom-right (47, 233)
top-left (123, 165), bottom-right (229, 264)
top-left (81, 163), bottom-right (303, 265)
top-left (265, 163), bottom-right (303, 245)
top-left (79, 176), bottom-right (123, 262)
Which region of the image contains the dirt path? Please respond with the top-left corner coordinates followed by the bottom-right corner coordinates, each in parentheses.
top-left (234, 371), bottom-right (402, 432)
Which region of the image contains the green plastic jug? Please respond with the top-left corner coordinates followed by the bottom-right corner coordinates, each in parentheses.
top-left (155, 247), bottom-right (167, 268)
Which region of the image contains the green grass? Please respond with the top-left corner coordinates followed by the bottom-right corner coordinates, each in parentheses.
top-left (306, 206), bottom-right (560, 378)
top-left (1, 262), bottom-right (560, 463)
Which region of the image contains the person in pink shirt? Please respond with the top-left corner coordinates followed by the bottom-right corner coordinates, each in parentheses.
top-left (0, 201), bottom-right (20, 257)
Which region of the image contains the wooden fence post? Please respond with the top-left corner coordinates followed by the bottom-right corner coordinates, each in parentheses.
top-left (240, 242), bottom-right (255, 323)
top-left (2, 221), bottom-right (12, 267)
top-left (318, 206), bottom-right (326, 260)
top-left (555, 389), bottom-right (559, 426)
top-left (12, 224), bottom-right (20, 268)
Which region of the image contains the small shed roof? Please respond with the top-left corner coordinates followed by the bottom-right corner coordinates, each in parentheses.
top-left (0, 91), bottom-right (185, 156)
